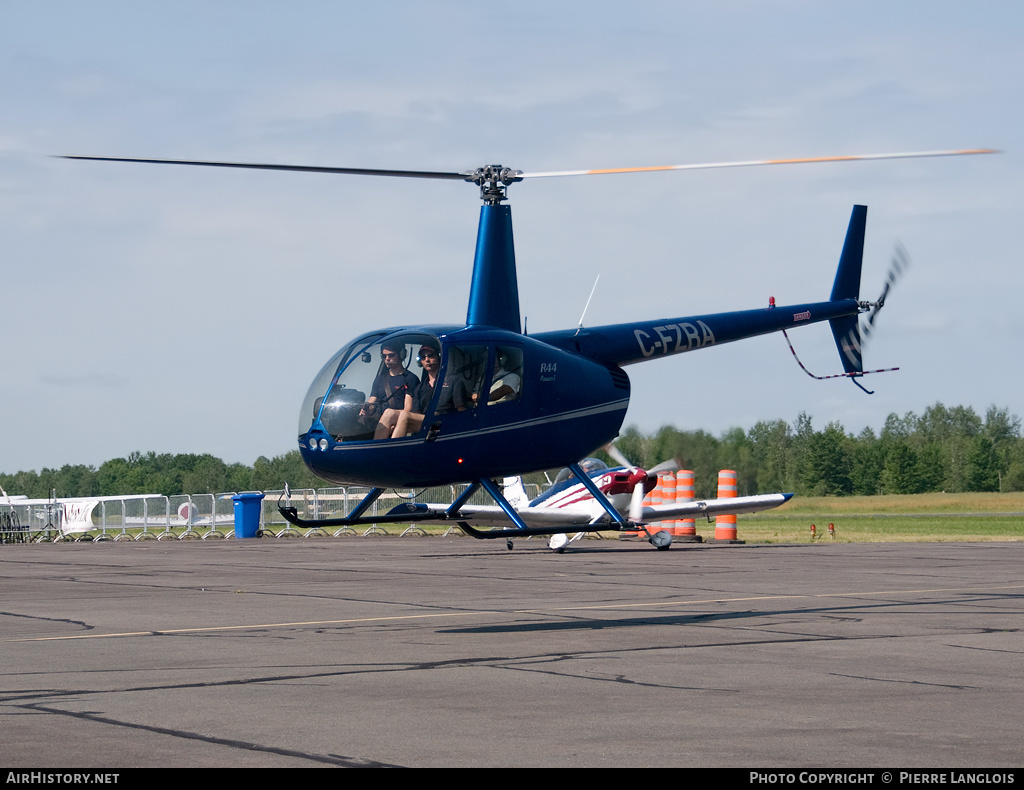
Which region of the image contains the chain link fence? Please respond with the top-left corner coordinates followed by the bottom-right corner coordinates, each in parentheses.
top-left (1, 482), bottom-right (546, 542)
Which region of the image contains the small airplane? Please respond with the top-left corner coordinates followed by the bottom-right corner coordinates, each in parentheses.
top-left (61, 148), bottom-right (995, 550)
top-left (405, 455), bottom-right (793, 551)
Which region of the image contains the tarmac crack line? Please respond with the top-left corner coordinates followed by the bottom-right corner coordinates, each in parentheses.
top-left (827, 672), bottom-right (979, 690)
top-left (9, 701), bottom-right (401, 768)
top-left (0, 610), bottom-right (94, 631)
top-left (9, 583), bottom-right (1024, 643)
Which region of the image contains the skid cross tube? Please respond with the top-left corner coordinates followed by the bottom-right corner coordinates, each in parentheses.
top-left (279, 486), bottom-right (392, 528)
top-left (478, 478), bottom-right (531, 531)
top-left (446, 480), bottom-right (482, 519)
top-left (568, 462), bottom-right (628, 528)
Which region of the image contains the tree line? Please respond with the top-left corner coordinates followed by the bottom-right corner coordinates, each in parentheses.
top-left (608, 403), bottom-right (1023, 498)
top-left (1, 450), bottom-right (324, 500)
top-left (3, 402), bottom-right (1021, 500)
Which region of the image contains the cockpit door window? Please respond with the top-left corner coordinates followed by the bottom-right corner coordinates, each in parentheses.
top-left (487, 346), bottom-right (523, 405)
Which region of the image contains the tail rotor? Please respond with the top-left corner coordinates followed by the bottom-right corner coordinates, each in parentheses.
top-left (861, 242), bottom-right (910, 344)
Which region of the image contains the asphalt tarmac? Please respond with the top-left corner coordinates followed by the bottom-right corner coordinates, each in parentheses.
top-left (2, 536), bottom-right (1022, 768)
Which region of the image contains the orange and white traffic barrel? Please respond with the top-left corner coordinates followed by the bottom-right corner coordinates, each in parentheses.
top-left (675, 470), bottom-right (696, 537)
top-left (714, 469), bottom-right (738, 541)
top-left (659, 470), bottom-right (675, 518)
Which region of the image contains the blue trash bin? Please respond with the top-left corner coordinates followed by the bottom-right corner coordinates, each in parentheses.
top-left (232, 492), bottom-right (265, 538)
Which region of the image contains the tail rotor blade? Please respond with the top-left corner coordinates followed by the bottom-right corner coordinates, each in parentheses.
top-left (862, 242), bottom-right (910, 343)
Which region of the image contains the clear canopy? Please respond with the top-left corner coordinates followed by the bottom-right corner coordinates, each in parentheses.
top-left (299, 331), bottom-right (525, 445)
top-left (299, 331), bottom-right (441, 442)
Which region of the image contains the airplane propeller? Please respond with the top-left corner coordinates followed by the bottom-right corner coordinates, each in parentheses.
top-left (603, 442), bottom-right (634, 470)
top-left (605, 442), bottom-right (679, 477)
top-left (603, 442), bottom-right (682, 522)
top-left (647, 459), bottom-right (681, 477)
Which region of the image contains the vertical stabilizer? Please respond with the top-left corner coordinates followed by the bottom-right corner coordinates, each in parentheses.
top-left (830, 205), bottom-right (866, 302)
top-left (829, 205), bottom-right (867, 374)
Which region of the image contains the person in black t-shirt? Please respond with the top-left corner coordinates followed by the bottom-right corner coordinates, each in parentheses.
top-left (359, 342), bottom-right (419, 440)
top-left (393, 342), bottom-right (442, 437)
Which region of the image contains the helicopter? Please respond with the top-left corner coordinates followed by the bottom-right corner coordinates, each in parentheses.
top-left (61, 148), bottom-right (995, 549)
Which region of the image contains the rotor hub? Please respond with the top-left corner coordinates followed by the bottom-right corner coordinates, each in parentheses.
top-left (461, 165), bottom-right (524, 205)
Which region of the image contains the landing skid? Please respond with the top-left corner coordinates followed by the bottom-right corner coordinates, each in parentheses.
top-left (277, 473), bottom-right (673, 551)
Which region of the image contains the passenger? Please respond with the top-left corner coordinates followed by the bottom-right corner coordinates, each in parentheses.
top-left (393, 342), bottom-right (442, 437)
top-left (435, 361), bottom-right (473, 415)
top-left (359, 342), bottom-right (420, 439)
top-left (488, 349), bottom-right (522, 403)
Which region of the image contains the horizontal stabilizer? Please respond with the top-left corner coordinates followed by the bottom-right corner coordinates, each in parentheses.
top-left (830, 315), bottom-right (864, 375)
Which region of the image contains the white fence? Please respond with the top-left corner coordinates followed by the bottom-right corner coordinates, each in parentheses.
top-left (0, 483), bottom-right (544, 542)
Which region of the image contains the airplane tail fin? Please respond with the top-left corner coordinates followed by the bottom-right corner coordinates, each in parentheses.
top-left (828, 205), bottom-right (867, 376)
top-left (502, 476), bottom-right (531, 509)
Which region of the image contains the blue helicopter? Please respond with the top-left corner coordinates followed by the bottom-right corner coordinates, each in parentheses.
top-left (62, 149), bottom-right (994, 548)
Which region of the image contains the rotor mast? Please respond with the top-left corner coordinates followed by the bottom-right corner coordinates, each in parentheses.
top-left (458, 165), bottom-right (526, 333)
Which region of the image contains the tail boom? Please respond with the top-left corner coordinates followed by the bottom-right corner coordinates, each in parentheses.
top-left (535, 297), bottom-right (860, 369)
top-left (535, 205), bottom-right (869, 373)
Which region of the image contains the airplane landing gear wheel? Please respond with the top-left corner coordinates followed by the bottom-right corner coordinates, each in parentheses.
top-left (548, 533), bottom-right (569, 553)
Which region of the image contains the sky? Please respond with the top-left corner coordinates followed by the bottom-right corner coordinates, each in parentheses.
top-left (1, 1), bottom-right (1020, 475)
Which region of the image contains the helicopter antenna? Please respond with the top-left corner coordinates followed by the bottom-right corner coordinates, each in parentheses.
top-left (575, 274), bottom-right (601, 335)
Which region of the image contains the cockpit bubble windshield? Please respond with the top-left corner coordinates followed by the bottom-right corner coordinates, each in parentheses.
top-left (299, 332), bottom-right (442, 443)
top-left (552, 458), bottom-right (609, 487)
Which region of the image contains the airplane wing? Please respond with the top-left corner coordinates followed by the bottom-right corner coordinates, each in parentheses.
top-left (640, 493), bottom-right (793, 522)
top-left (411, 492), bottom-right (792, 528)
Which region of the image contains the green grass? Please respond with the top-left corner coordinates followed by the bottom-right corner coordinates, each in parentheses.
top-left (722, 491), bottom-right (1024, 544)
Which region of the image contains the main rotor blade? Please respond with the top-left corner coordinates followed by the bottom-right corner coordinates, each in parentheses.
top-left (58, 155), bottom-right (470, 181)
top-left (60, 148), bottom-right (997, 189)
top-left (519, 149), bottom-right (998, 179)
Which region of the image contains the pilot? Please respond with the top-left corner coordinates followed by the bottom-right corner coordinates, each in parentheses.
top-left (360, 341), bottom-right (420, 439)
top-left (393, 342), bottom-right (442, 437)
